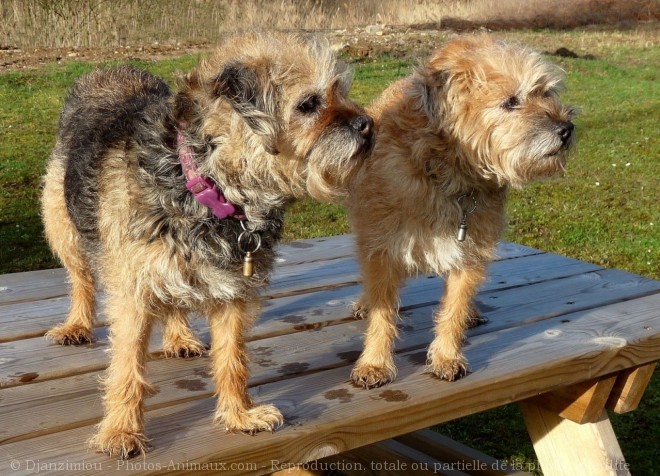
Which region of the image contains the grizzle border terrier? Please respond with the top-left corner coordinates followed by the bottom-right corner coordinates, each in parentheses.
top-left (347, 35), bottom-right (576, 388)
top-left (42, 31), bottom-right (373, 458)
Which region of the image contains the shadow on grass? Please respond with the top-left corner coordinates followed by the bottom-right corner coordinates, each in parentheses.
top-left (0, 216), bottom-right (58, 274)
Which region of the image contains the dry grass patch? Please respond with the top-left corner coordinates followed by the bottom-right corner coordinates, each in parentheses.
top-left (2, 0), bottom-right (657, 48)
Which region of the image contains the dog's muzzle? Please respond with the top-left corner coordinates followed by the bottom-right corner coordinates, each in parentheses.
top-left (557, 121), bottom-right (574, 147)
top-left (350, 115), bottom-right (374, 138)
top-left (351, 115), bottom-right (375, 156)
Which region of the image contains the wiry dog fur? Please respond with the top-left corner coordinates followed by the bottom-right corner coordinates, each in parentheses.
top-left (346, 35), bottom-right (576, 388)
top-left (42, 31), bottom-right (373, 458)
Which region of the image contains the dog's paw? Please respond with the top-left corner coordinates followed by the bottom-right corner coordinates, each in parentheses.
top-left (427, 357), bottom-right (469, 381)
top-left (162, 336), bottom-right (206, 358)
top-left (45, 324), bottom-right (95, 345)
top-left (352, 303), bottom-right (368, 320)
top-left (217, 404), bottom-right (283, 435)
top-left (351, 363), bottom-right (396, 389)
top-left (89, 429), bottom-right (150, 459)
top-left (467, 312), bottom-right (488, 329)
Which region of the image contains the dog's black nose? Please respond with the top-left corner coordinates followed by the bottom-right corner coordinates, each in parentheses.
top-left (557, 121), bottom-right (574, 145)
top-left (350, 115), bottom-right (374, 138)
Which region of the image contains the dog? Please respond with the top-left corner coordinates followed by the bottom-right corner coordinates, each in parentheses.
top-left (346, 35), bottom-right (576, 389)
top-left (42, 31), bottom-right (373, 458)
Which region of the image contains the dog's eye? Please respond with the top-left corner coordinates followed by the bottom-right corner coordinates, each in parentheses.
top-left (297, 95), bottom-right (322, 114)
top-left (502, 96), bottom-right (520, 110)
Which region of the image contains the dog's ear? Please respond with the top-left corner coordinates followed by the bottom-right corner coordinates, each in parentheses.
top-left (173, 71), bottom-right (203, 124)
top-left (414, 66), bottom-right (451, 125)
top-left (214, 62), bottom-right (280, 155)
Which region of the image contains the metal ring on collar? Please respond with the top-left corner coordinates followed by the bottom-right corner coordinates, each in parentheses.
top-left (458, 192), bottom-right (478, 215)
top-left (238, 230), bottom-right (262, 254)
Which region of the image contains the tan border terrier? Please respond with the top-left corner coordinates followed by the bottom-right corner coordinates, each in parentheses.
top-left (347, 35), bottom-right (576, 388)
top-left (42, 31), bottom-right (373, 458)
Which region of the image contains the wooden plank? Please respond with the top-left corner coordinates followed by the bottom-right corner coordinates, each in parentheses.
top-left (0, 294), bottom-right (658, 475)
top-left (0, 256), bottom-right (363, 343)
top-left (266, 256), bottom-right (361, 296)
top-left (467, 269), bottom-right (660, 336)
top-left (267, 240), bottom-right (542, 298)
top-left (0, 357), bottom-right (211, 444)
top-left (0, 251), bottom-right (601, 343)
top-left (275, 234), bottom-right (356, 266)
top-left (0, 247), bottom-right (357, 305)
top-left (0, 296), bottom-right (74, 342)
top-left (492, 242), bottom-right (542, 261)
top-left (483, 252), bottom-right (595, 289)
top-left (519, 404), bottom-right (630, 476)
top-left (606, 363), bottom-right (657, 414)
top-left (0, 254), bottom-right (359, 321)
top-left (0, 266), bottom-right (648, 393)
top-left (0, 295), bottom-right (108, 343)
top-left (0, 235), bottom-right (359, 307)
top-left (0, 240), bottom-right (539, 307)
top-left (0, 268), bottom-right (68, 306)
top-left (528, 375), bottom-right (617, 424)
top-left (395, 430), bottom-right (529, 475)
top-left (1, 269), bottom-right (658, 441)
top-left (0, 235), bottom-right (356, 310)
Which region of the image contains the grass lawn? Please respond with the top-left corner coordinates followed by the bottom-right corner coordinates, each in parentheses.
top-left (0, 27), bottom-right (657, 474)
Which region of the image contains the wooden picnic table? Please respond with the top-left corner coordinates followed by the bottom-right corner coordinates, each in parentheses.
top-left (1, 235), bottom-right (659, 476)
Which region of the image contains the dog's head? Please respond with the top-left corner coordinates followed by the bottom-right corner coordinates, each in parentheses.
top-left (415, 35), bottom-right (577, 188)
top-left (176, 32), bottom-right (373, 202)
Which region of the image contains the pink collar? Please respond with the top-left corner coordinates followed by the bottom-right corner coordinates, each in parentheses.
top-left (177, 126), bottom-right (244, 220)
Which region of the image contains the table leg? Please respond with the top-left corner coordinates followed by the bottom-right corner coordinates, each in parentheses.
top-left (519, 402), bottom-right (630, 476)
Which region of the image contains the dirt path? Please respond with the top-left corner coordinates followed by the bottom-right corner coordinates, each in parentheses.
top-left (1, 21), bottom-right (657, 72)
top-left (1, 23), bottom-right (445, 71)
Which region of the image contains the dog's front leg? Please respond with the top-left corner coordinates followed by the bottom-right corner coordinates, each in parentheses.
top-left (427, 265), bottom-right (486, 381)
top-left (209, 299), bottom-right (283, 434)
top-left (351, 252), bottom-right (404, 389)
top-left (90, 296), bottom-right (155, 459)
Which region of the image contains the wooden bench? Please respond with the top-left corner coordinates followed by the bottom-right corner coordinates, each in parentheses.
top-left (1, 235), bottom-right (658, 475)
